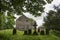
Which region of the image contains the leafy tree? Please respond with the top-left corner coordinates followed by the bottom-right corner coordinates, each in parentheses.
top-left (0, 0), bottom-right (53, 15)
top-left (0, 12), bottom-right (6, 29)
top-left (44, 5), bottom-right (60, 31)
top-left (5, 12), bottom-right (15, 29)
top-left (0, 0), bottom-right (14, 29)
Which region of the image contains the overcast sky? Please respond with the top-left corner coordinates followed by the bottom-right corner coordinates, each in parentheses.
top-left (15, 0), bottom-right (60, 27)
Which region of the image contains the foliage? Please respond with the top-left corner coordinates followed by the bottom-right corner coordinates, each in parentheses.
top-left (5, 12), bottom-right (15, 29)
top-left (0, 0), bottom-right (53, 16)
top-left (52, 30), bottom-right (60, 37)
top-left (0, 12), bottom-right (6, 29)
top-left (46, 0), bottom-right (53, 3)
top-left (0, 11), bottom-right (15, 29)
top-left (43, 5), bottom-right (60, 31)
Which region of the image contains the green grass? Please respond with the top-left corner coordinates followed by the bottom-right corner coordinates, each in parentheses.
top-left (0, 29), bottom-right (60, 40)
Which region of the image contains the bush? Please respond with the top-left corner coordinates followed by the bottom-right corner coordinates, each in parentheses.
top-left (53, 30), bottom-right (60, 37)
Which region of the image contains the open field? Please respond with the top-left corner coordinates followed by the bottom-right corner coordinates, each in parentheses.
top-left (0, 29), bottom-right (60, 40)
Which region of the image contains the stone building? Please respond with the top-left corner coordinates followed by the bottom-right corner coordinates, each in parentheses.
top-left (16, 15), bottom-right (35, 31)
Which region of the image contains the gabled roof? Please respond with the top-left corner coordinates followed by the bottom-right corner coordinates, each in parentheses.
top-left (16, 14), bottom-right (36, 26)
top-left (17, 15), bottom-right (29, 21)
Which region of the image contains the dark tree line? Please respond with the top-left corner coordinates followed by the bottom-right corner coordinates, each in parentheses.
top-left (44, 5), bottom-right (60, 31)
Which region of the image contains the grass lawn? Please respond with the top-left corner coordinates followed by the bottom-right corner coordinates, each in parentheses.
top-left (0, 29), bottom-right (60, 40)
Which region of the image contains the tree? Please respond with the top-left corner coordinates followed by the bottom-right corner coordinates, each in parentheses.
top-left (5, 11), bottom-right (15, 29)
top-left (44, 5), bottom-right (60, 31)
top-left (0, 12), bottom-right (6, 29)
top-left (0, 0), bottom-right (15, 29)
top-left (0, 0), bottom-right (53, 15)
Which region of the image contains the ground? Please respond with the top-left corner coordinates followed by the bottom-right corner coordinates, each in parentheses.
top-left (0, 29), bottom-right (60, 40)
